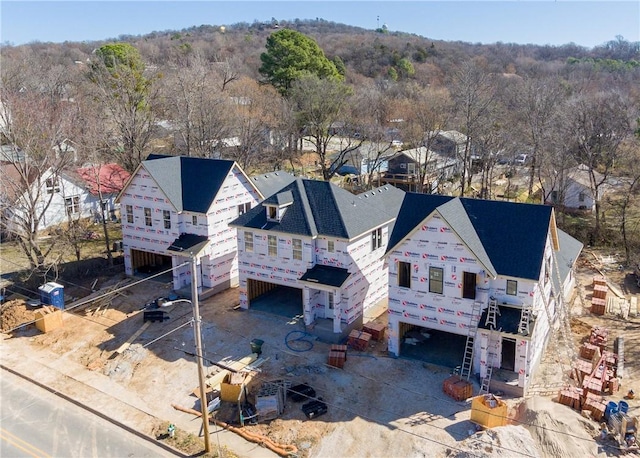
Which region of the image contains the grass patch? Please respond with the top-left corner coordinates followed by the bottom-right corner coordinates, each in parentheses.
top-left (153, 421), bottom-right (238, 458)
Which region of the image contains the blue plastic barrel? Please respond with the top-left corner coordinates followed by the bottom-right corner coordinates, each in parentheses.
top-left (605, 401), bottom-right (619, 421)
top-left (618, 400), bottom-right (629, 414)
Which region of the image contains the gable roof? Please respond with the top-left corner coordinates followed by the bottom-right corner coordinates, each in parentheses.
top-left (140, 156), bottom-right (236, 213)
top-left (388, 193), bottom-right (554, 280)
top-left (554, 229), bottom-right (584, 289)
top-left (75, 163), bottom-right (130, 195)
top-left (230, 178), bottom-right (405, 240)
top-left (250, 171), bottom-right (296, 199)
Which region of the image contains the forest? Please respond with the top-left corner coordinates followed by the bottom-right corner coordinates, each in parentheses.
top-left (1, 18), bottom-right (639, 275)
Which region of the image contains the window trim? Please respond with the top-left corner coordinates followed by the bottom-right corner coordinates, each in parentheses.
top-left (292, 238), bottom-right (302, 261)
top-left (163, 210), bottom-right (171, 229)
top-left (238, 202), bottom-right (251, 216)
top-left (65, 195), bottom-right (80, 215)
top-left (268, 235), bottom-right (277, 257)
top-left (244, 231), bottom-right (254, 252)
top-left (46, 177), bottom-right (60, 194)
top-left (125, 204), bottom-right (133, 224)
top-left (462, 271), bottom-right (476, 299)
top-left (371, 227), bottom-right (383, 251)
top-left (506, 280), bottom-right (518, 296)
top-left (398, 261), bottom-right (412, 289)
top-left (429, 266), bottom-right (444, 294)
top-left (327, 240), bottom-right (335, 253)
top-left (144, 207), bottom-right (152, 227)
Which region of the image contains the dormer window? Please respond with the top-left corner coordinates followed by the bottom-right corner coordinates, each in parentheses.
top-left (265, 190), bottom-right (294, 222)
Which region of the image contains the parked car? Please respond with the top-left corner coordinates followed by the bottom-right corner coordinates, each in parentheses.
top-left (514, 154), bottom-right (528, 166)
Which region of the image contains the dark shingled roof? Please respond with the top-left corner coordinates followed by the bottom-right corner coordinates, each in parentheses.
top-left (167, 233), bottom-right (210, 256)
top-left (388, 193), bottom-right (554, 280)
top-left (299, 265), bottom-right (351, 288)
top-left (142, 156), bottom-right (235, 213)
top-left (230, 178), bottom-right (404, 239)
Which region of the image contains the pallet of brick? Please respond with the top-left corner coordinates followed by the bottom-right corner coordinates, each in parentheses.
top-left (443, 375), bottom-right (473, 401)
top-left (328, 350), bottom-right (346, 368)
top-left (590, 298), bottom-right (606, 315)
top-left (593, 275), bottom-right (607, 287)
top-left (593, 283), bottom-right (608, 300)
top-left (558, 386), bottom-right (582, 409)
top-left (582, 375), bottom-right (604, 397)
top-left (331, 344), bottom-right (347, 359)
top-left (347, 329), bottom-right (372, 351)
top-left (362, 322), bottom-right (386, 341)
top-left (589, 326), bottom-right (608, 350)
top-left (580, 343), bottom-right (599, 360)
top-left (583, 393), bottom-right (607, 421)
top-left (572, 358), bottom-right (593, 380)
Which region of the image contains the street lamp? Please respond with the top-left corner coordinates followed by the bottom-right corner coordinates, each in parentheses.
top-left (162, 255), bottom-right (211, 453)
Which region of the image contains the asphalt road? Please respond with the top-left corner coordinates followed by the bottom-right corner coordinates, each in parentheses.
top-left (0, 368), bottom-right (175, 457)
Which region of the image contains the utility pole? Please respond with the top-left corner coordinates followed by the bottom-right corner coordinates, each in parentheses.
top-left (191, 253), bottom-right (211, 453)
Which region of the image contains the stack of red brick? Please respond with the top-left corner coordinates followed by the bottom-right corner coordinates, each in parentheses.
top-left (591, 276), bottom-right (608, 315)
top-left (347, 329), bottom-right (372, 351)
top-left (443, 375), bottom-right (473, 401)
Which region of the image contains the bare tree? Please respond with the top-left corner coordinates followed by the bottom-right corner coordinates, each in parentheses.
top-left (401, 83), bottom-right (452, 193)
top-left (0, 89), bottom-right (79, 277)
top-left (161, 53), bottom-right (231, 158)
top-left (566, 90), bottom-right (631, 242)
top-left (450, 60), bottom-right (496, 196)
top-left (88, 43), bottom-right (160, 172)
top-left (289, 74), bottom-right (363, 180)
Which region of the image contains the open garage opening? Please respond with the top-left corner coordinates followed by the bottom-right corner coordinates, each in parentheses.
top-left (399, 323), bottom-right (467, 371)
top-left (246, 279), bottom-right (303, 319)
top-left (130, 249), bottom-right (172, 279)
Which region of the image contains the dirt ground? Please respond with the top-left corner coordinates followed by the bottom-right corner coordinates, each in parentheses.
top-left (1, 249), bottom-right (639, 458)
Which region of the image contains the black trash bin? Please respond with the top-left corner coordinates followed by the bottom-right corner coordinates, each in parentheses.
top-left (250, 339), bottom-right (264, 356)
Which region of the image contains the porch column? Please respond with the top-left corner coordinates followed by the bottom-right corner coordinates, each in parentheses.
top-left (333, 289), bottom-right (342, 333)
top-left (303, 287), bottom-right (313, 326)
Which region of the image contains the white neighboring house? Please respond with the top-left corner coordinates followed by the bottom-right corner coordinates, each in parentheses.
top-left (546, 164), bottom-right (610, 212)
top-left (1, 162), bottom-right (129, 234)
top-left (116, 155), bottom-right (267, 298)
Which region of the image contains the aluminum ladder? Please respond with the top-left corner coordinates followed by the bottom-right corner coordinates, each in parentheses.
top-left (485, 297), bottom-right (499, 329)
top-left (518, 304), bottom-right (533, 335)
top-left (459, 300), bottom-right (483, 380)
top-left (479, 343), bottom-right (495, 395)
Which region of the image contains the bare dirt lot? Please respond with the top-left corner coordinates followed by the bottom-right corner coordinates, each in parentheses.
top-left (1, 250), bottom-right (639, 458)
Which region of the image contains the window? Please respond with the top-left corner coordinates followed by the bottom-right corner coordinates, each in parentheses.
top-left (371, 228), bottom-right (383, 251)
top-left (292, 238), bottom-right (302, 260)
top-left (244, 231), bottom-right (254, 252)
top-left (144, 207), bottom-right (152, 226)
top-left (398, 261), bottom-right (411, 288)
top-left (192, 215), bottom-right (198, 225)
top-left (268, 235), bottom-right (277, 256)
top-left (579, 192), bottom-right (585, 202)
top-left (46, 177), bottom-right (60, 194)
top-left (327, 240), bottom-right (335, 253)
top-left (238, 202), bottom-right (251, 216)
top-left (125, 204), bottom-right (133, 224)
top-left (506, 280), bottom-right (518, 296)
top-left (462, 272), bottom-right (476, 299)
top-left (328, 292), bottom-right (335, 310)
top-left (550, 190), bottom-right (558, 202)
top-left (268, 206), bottom-right (277, 220)
top-left (407, 163), bottom-right (416, 174)
top-left (65, 196), bottom-right (80, 215)
top-left (163, 210), bottom-right (171, 229)
top-left (429, 266), bottom-right (444, 294)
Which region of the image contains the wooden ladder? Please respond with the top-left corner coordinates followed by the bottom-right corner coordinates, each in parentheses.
top-left (460, 300), bottom-right (483, 380)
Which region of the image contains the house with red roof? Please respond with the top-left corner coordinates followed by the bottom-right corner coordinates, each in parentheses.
top-left (1, 162), bottom-right (129, 235)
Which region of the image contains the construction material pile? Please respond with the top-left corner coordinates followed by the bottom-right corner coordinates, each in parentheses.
top-left (0, 299), bottom-right (36, 332)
